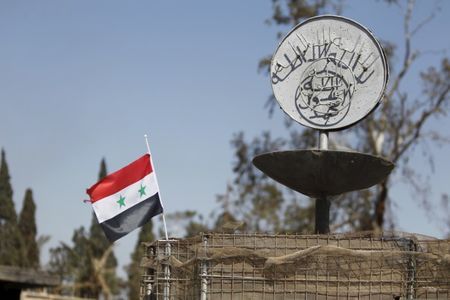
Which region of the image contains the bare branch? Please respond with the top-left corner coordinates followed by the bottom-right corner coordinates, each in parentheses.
top-left (385, 0), bottom-right (415, 101)
top-left (393, 83), bottom-right (450, 162)
top-left (411, 1), bottom-right (439, 36)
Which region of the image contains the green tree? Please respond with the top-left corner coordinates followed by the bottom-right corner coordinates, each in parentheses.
top-left (18, 188), bottom-right (39, 268)
top-left (48, 243), bottom-right (73, 290)
top-left (0, 149), bottom-right (16, 224)
top-left (127, 221), bottom-right (155, 300)
top-left (163, 210), bottom-right (209, 238)
top-left (69, 226), bottom-right (93, 297)
top-left (50, 226), bottom-right (108, 298)
top-left (218, 0), bottom-right (450, 233)
top-left (0, 149), bottom-right (24, 266)
top-left (88, 158), bottom-right (119, 298)
top-left (49, 158), bottom-right (119, 299)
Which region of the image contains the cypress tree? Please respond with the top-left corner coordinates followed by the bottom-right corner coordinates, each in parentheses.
top-left (98, 158), bottom-right (107, 181)
top-left (0, 149), bottom-right (24, 266)
top-left (127, 221), bottom-right (155, 300)
top-left (0, 149), bottom-right (17, 224)
top-left (18, 189), bottom-right (40, 268)
top-left (89, 158), bottom-right (119, 297)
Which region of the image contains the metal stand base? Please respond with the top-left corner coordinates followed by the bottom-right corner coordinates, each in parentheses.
top-left (252, 150), bottom-right (394, 198)
top-left (252, 132), bottom-right (394, 234)
top-left (315, 197), bottom-right (330, 234)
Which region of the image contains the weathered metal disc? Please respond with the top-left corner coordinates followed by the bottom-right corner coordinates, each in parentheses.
top-left (271, 15), bottom-right (389, 130)
top-left (252, 150), bottom-right (394, 198)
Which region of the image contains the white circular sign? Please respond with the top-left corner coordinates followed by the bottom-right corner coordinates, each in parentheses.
top-left (271, 15), bottom-right (389, 130)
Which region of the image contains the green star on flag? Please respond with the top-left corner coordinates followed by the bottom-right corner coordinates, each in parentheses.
top-left (117, 195), bottom-right (126, 208)
top-left (138, 184), bottom-right (146, 197)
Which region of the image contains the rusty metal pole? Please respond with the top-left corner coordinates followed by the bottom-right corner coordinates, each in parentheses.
top-left (315, 131), bottom-right (330, 234)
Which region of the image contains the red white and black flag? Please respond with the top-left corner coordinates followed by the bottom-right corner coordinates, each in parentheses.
top-left (86, 154), bottom-right (163, 242)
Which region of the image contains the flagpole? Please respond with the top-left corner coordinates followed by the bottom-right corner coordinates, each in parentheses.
top-left (144, 134), bottom-right (169, 241)
top-left (144, 134), bottom-right (171, 300)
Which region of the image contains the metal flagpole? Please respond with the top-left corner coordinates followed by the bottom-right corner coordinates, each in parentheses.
top-left (144, 134), bottom-right (171, 300)
top-left (144, 134), bottom-right (169, 241)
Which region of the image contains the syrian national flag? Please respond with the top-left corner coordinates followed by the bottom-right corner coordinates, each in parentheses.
top-left (86, 154), bottom-right (163, 242)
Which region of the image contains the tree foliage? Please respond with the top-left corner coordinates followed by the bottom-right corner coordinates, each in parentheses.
top-left (18, 188), bottom-right (40, 268)
top-left (0, 149), bottom-right (16, 225)
top-left (216, 130), bottom-right (318, 233)
top-left (49, 159), bottom-right (119, 299)
top-left (88, 158), bottom-right (119, 298)
top-left (0, 149), bottom-right (25, 266)
top-left (163, 210), bottom-right (209, 238)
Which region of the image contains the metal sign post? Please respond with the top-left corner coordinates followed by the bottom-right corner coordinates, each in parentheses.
top-left (316, 131), bottom-right (330, 233)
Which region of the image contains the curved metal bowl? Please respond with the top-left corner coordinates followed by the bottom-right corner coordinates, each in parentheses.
top-left (252, 150), bottom-right (394, 198)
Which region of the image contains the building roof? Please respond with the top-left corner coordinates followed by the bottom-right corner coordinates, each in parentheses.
top-left (0, 265), bottom-right (59, 288)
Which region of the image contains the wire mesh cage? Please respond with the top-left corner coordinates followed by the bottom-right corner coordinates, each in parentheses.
top-left (140, 232), bottom-right (450, 299)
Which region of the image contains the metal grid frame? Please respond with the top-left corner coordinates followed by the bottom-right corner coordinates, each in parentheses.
top-left (140, 232), bottom-right (450, 299)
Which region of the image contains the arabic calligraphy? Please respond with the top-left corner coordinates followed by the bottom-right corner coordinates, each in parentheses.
top-left (272, 26), bottom-right (378, 86)
top-left (271, 20), bottom-right (386, 129)
top-left (295, 57), bottom-right (355, 126)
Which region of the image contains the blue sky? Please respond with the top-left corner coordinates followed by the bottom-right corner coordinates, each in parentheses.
top-left (1, 1), bottom-right (449, 277)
